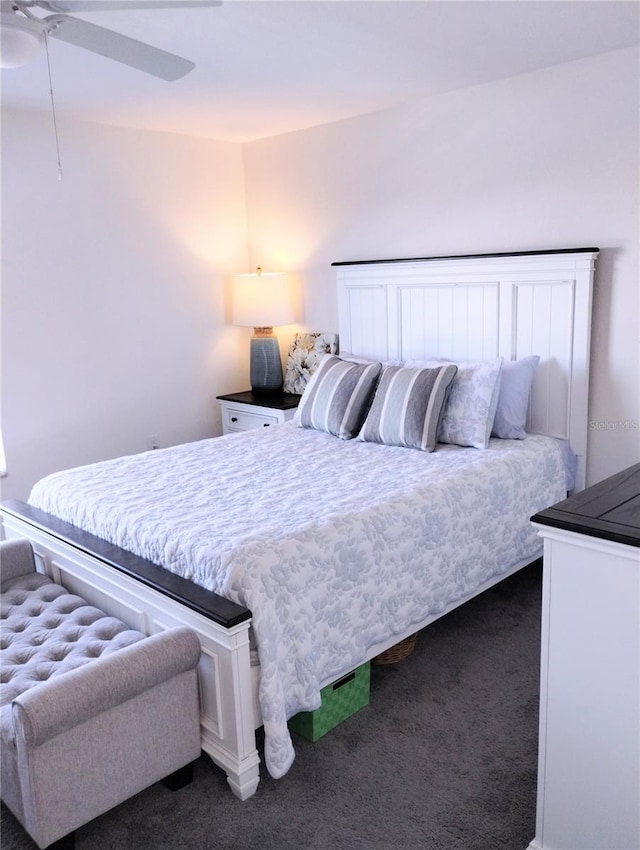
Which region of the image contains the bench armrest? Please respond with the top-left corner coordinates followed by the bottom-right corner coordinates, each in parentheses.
top-left (13, 626), bottom-right (200, 747)
top-left (0, 539), bottom-right (36, 588)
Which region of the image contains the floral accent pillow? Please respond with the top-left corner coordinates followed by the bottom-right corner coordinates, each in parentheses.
top-left (284, 332), bottom-right (339, 395)
top-left (405, 357), bottom-right (503, 449)
top-left (439, 358), bottom-right (503, 449)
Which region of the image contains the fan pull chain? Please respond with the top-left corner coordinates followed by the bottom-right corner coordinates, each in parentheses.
top-left (44, 31), bottom-right (63, 181)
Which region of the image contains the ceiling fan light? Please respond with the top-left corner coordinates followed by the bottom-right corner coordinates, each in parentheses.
top-left (0, 14), bottom-right (45, 69)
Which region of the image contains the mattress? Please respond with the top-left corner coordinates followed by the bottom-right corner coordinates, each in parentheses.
top-left (29, 422), bottom-right (567, 778)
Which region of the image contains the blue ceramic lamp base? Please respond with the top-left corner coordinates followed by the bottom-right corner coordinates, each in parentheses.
top-left (250, 333), bottom-right (283, 392)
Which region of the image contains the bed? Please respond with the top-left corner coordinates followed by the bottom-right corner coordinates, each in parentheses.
top-left (0, 248), bottom-right (598, 800)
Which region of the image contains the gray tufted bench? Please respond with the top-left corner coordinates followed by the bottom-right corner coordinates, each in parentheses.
top-left (0, 538), bottom-right (202, 850)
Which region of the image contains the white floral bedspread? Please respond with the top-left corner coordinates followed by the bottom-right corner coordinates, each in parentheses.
top-left (29, 424), bottom-right (566, 778)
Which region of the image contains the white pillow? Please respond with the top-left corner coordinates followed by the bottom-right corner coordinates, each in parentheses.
top-left (492, 356), bottom-right (540, 439)
top-left (339, 352), bottom-right (404, 367)
top-left (405, 357), bottom-right (503, 449)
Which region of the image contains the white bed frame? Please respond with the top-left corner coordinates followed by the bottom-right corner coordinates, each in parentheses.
top-left (0, 249), bottom-right (598, 801)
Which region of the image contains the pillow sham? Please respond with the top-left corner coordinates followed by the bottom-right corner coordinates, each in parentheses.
top-left (339, 352), bottom-right (404, 368)
top-left (405, 357), bottom-right (503, 449)
top-left (294, 354), bottom-right (382, 439)
top-left (491, 355), bottom-right (540, 439)
top-left (357, 363), bottom-right (458, 452)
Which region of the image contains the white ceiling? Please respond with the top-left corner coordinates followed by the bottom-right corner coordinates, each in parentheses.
top-left (1, 0), bottom-right (638, 143)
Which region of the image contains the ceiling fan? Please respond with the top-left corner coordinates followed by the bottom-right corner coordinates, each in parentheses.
top-left (0, 0), bottom-right (221, 80)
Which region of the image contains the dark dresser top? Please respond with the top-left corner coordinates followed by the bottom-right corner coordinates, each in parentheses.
top-left (531, 463), bottom-right (640, 548)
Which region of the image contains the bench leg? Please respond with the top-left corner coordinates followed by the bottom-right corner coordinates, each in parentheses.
top-left (162, 761), bottom-right (194, 791)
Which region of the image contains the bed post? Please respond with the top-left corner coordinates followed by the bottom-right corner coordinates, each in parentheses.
top-left (196, 621), bottom-right (261, 800)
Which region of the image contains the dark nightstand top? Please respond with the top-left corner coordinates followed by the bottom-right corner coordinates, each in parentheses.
top-left (216, 390), bottom-right (301, 411)
top-left (531, 463), bottom-right (640, 548)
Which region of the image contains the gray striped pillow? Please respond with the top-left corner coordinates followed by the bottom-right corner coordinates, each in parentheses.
top-left (294, 355), bottom-right (382, 439)
top-left (357, 364), bottom-right (458, 451)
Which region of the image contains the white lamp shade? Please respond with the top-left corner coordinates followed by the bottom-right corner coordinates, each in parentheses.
top-left (231, 272), bottom-right (295, 328)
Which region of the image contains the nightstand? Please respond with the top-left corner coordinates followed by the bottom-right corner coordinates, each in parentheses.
top-left (216, 391), bottom-right (300, 435)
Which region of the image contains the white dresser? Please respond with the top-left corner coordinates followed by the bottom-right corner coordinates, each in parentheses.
top-left (529, 464), bottom-right (640, 850)
top-left (216, 391), bottom-right (300, 436)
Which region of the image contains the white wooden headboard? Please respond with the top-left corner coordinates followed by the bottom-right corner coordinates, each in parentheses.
top-left (334, 249), bottom-right (598, 492)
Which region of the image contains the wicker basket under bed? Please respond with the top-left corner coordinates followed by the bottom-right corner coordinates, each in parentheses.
top-left (373, 633), bottom-right (418, 665)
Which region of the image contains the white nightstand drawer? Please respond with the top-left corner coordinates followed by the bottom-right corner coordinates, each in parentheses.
top-left (223, 407), bottom-right (279, 432)
top-left (217, 392), bottom-right (300, 435)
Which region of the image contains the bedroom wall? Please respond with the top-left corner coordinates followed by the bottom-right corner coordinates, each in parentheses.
top-left (1, 112), bottom-right (249, 501)
top-left (242, 47), bottom-right (640, 488)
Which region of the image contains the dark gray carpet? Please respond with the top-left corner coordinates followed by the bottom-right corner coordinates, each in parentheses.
top-left (1, 561), bottom-right (542, 850)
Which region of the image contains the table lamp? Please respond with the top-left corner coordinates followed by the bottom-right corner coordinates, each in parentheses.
top-left (231, 268), bottom-right (295, 393)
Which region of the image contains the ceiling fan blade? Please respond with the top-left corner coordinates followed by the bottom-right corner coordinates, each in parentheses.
top-left (35, 1), bottom-right (220, 11)
top-left (45, 13), bottom-right (195, 80)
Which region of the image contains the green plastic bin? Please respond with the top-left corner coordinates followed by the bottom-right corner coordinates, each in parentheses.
top-left (288, 662), bottom-right (371, 741)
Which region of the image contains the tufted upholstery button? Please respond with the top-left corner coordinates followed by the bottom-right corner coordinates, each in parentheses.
top-left (83, 646), bottom-right (101, 658)
top-left (47, 648), bottom-right (68, 663)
